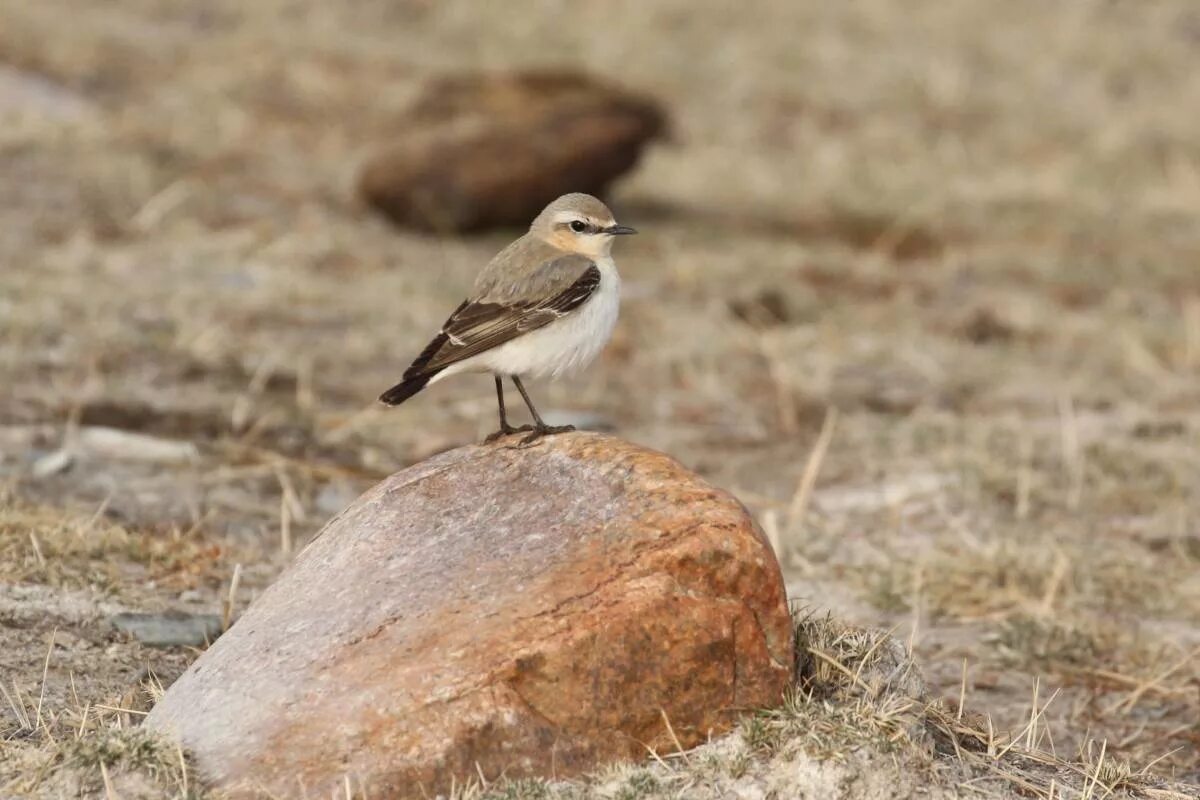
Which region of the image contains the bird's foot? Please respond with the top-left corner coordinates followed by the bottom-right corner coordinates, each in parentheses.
top-left (484, 424), bottom-right (534, 443)
top-left (519, 424), bottom-right (576, 446)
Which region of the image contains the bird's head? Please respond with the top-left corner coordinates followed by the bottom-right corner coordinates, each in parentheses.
top-left (530, 193), bottom-right (636, 258)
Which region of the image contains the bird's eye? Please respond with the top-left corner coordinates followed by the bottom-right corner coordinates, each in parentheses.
top-left (569, 220), bottom-right (588, 233)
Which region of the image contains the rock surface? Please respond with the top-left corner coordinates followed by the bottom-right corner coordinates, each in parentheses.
top-left (144, 433), bottom-right (792, 797)
top-left (357, 70), bottom-right (667, 232)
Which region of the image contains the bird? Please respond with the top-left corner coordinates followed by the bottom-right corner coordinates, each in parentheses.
top-left (379, 192), bottom-right (636, 444)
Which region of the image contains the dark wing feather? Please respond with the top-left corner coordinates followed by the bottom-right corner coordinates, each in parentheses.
top-left (406, 263), bottom-right (600, 381)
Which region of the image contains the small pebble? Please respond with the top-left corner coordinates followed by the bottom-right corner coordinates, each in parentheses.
top-left (111, 611), bottom-right (223, 648)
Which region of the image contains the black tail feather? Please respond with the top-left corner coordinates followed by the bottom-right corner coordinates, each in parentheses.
top-left (379, 374), bottom-right (432, 406)
top-left (380, 331), bottom-right (451, 406)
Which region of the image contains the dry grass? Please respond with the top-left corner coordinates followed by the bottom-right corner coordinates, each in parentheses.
top-left (2, 0), bottom-right (1200, 797)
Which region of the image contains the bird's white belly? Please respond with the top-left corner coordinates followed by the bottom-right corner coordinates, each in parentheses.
top-left (435, 260), bottom-right (620, 382)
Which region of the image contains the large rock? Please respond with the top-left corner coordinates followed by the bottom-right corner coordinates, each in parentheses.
top-left (144, 433), bottom-right (792, 798)
top-left (357, 70), bottom-right (667, 232)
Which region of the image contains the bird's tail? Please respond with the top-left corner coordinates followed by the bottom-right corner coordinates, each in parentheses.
top-left (378, 374), bottom-right (432, 406)
top-left (380, 330), bottom-right (451, 407)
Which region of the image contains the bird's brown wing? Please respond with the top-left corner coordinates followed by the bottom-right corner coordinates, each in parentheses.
top-left (405, 258), bottom-right (600, 381)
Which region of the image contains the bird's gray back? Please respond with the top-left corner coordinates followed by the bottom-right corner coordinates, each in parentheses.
top-left (472, 234), bottom-right (594, 306)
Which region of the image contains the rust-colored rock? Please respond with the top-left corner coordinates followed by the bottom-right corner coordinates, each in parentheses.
top-left (357, 70), bottom-right (667, 232)
top-left (145, 433), bottom-right (792, 798)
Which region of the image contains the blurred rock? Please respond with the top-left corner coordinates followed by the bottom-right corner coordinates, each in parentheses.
top-left (358, 70), bottom-right (667, 232)
top-left (26, 426), bottom-right (199, 477)
top-left (146, 433), bottom-right (792, 797)
top-left (111, 611), bottom-right (223, 648)
top-left (31, 448), bottom-right (74, 477)
top-left (0, 65), bottom-right (95, 123)
top-left (74, 426), bottom-right (200, 464)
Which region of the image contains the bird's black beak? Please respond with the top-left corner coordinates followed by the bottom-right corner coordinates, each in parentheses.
top-left (604, 224), bottom-right (637, 236)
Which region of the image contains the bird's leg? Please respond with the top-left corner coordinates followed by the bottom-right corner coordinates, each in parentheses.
top-left (511, 376), bottom-right (574, 445)
top-left (485, 375), bottom-right (532, 442)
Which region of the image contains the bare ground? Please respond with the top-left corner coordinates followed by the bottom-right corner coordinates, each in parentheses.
top-left (1, 1), bottom-right (1199, 797)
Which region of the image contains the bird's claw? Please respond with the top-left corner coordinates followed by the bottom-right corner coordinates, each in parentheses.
top-left (518, 424), bottom-right (576, 446)
top-left (485, 424), bottom-right (535, 443)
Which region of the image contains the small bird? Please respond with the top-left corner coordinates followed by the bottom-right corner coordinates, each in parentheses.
top-left (379, 193), bottom-right (636, 444)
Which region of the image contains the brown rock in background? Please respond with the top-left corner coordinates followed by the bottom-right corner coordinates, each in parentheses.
top-left (357, 70), bottom-right (667, 232)
top-left (144, 433), bottom-right (792, 798)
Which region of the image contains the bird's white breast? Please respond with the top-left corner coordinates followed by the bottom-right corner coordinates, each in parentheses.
top-left (449, 258), bottom-right (621, 380)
